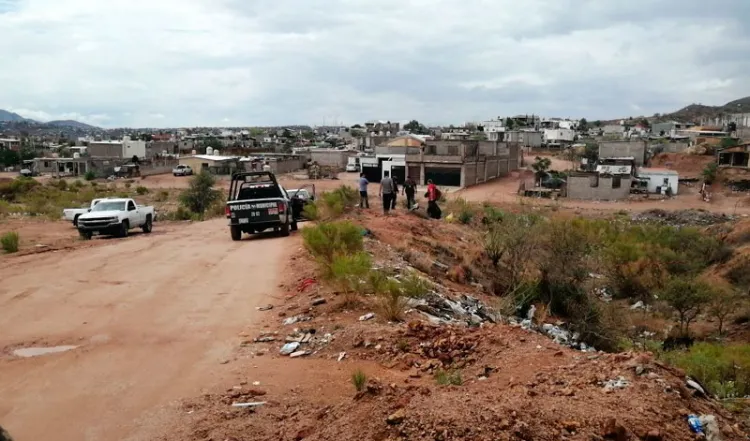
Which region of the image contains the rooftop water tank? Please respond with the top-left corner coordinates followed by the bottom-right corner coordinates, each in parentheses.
top-left (206, 146), bottom-right (214, 155)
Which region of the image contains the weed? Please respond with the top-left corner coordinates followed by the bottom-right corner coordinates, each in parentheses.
top-left (330, 252), bottom-right (372, 304)
top-left (375, 280), bottom-right (408, 322)
top-left (398, 271), bottom-right (431, 298)
top-left (434, 369), bottom-right (463, 386)
top-left (135, 186), bottom-right (149, 195)
top-left (481, 205), bottom-right (504, 225)
top-left (662, 343), bottom-right (750, 398)
top-left (162, 206), bottom-right (193, 221)
top-left (124, 182), bottom-right (132, 189)
top-left (1, 231), bottom-right (19, 253)
top-left (351, 369), bottom-right (367, 392)
top-left (301, 221), bottom-right (364, 275)
top-left (396, 339), bottom-right (410, 352)
top-left (302, 201), bottom-right (319, 220)
top-left (179, 171), bottom-right (222, 216)
top-left (84, 170), bottom-right (96, 181)
top-left (155, 190), bottom-right (169, 202)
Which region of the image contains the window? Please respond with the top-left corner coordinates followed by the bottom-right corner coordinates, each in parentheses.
top-left (127, 201), bottom-right (136, 211)
top-left (612, 176), bottom-right (622, 188)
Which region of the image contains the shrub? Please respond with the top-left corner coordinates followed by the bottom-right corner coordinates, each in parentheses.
top-left (179, 171), bottom-right (222, 216)
top-left (481, 205), bottom-right (504, 225)
top-left (398, 271), bottom-right (431, 298)
top-left (434, 369), bottom-right (463, 386)
top-left (316, 186), bottom-right (358, 219)
top-left (124, 182), bottom-right (132, 189)
top-left (375, 279), bottom-right (408, 322)
top-left (703, 162), bottom-right (719, 184)
top-left (48, 179), bottom-right (68, 191)
top-left (135, 186), bottom-right (149, 195)
top-left (330, 252), bottom-right (372, 304)
top-left (163, 206), bottom-right (194, 221)
top-left (351, 369), bottom-right (367, 392)
top-left (71, 180), bottom-right (84, 190)
top-left (301, 221), bottom-right (364, 274)
top-left (155, 190), bottom-right (169, 202)
top-left (302, 201), bottom-right (319, 220)
top-left (486, 214), bottom-right (541, 293)
top-left (0, 177), bottom-right (40, 201)
top-left (663, 343), bottom-right (750, 398)
top-left (84, 170), bottom-right (96, 181)
top-left (660, 276), bottom-right (712, 336)
top-left (709, 287), bottom-right (741, 335)
top-left (1, 231), bottom-right (20, 253)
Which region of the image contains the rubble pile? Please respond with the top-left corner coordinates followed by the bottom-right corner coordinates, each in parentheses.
top-left (407, 292), bottom-right (498, 326)
top-left (393, 321), bottom-right (481, 368)
top-left (632, 209), bottom-right (734, 227)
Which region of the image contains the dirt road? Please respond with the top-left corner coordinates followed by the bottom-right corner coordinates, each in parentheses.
top-left (0, 219), bottom-right (295, 441)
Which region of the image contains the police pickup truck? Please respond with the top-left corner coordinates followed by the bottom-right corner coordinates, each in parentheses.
top-left (225, 171), bottom-right (308, 241)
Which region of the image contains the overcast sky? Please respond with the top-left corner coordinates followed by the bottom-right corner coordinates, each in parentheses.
top-left (1, 0), bottom-right (748, 128)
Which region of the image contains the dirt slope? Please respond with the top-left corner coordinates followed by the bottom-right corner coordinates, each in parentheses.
top-left (0, 219), bottom-right (296, 441)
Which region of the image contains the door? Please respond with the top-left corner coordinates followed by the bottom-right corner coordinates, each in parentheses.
top-left (290, 184), bottom-right (316, 221)
top-left (127, 200), bottom-right (142, 227)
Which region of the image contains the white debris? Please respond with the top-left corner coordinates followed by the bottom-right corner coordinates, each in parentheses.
top-left (699, 415), bottom-right (722, 441)
top-left (359, 312), bottom-right (375, 321)
top-left (231, 402), bottom-right (266, 408)
top-left (603, 376), bottom-right (630, 391)
top-left (630, 301), bottom-right (645, 310)
top-left (337, 351), bottom-right (346, 362)
top-left (280, 342), bottom-right (300, 355)
top-left (686, 378), bottom-right (707, 396)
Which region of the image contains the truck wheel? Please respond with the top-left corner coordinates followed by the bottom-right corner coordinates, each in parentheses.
top-left (79, 230), bottom-right (92, 240)
top-left (280, 219), bottom-right (290, 237)
top-left (119, 220), bottom-right (129, 238)
top-left (291, 221), bottom-right (298, 231)
top-left (73, 214), bottom-right (80, 227)
top-left (230, 225), bottom-right (242, 241)
top-left (141, 215), bottom-right (153, 233)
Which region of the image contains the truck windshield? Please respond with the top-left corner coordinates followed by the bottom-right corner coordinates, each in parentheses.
top-left (91, 201), bottom-right (126, 211)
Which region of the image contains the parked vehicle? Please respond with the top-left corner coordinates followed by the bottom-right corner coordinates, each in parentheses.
top-left (77, 198), bottom-right (154, 239)
top-left (172, 165), bottom-right (193, 176)
top-left (345, 157), bottom-right (360, 173)
top-left (63, 198), bottom-right (108, 226)
top-left (287, 185), bottom-right (316, 221)
top-left (226, 171), bottom-right (306, 241)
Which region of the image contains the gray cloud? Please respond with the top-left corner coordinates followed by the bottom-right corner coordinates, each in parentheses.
top-left (0, 0), bottom-right (748, 127)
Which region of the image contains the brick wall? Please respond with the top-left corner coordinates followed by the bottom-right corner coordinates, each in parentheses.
top-left (566, 174), bottom-right (631, 200)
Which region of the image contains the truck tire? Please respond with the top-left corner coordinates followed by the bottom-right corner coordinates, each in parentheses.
top-left (73, 214), bottom-right (80, 227)
top-left (79, 230), bottom-right (92, 240)
top-left (230, 225), bottom-right (242, 241)
top-left (141, 215), bottom-right (153, 233)
top-left (280, 219), bottom-right (290, 237)
top-left (119, 220), bottom-right (129, 238)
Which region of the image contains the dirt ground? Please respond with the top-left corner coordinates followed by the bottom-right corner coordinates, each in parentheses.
top-left (0, 218), bottom-right (297, 441)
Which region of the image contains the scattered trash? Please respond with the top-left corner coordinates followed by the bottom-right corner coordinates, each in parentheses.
top-left (686, 378), bottom-right (707, 396)
top-left (527, 305), bottom-right (536, 321)
top-left (311, 298), bottom-right (327, 306)
top-left (256, 304), bottom-right (274, 311)
top-left (283, 315), bottom-right (312, 326)
top-left (280, 342), bottom-right (300, 355)
top-left (290, 350), bottom-right (311, 358)
top-left (602, 377), bottom-right (630, 391)
top-left (297, 278), bottom-right (316, 293)
top-left (337, 351), bottom-right (346, 362)
top-left (633, 209), bottom-right (733, 227)
top-left (231, 402), bottom-right (266, 408)
top-left (253, 381), bottom-right (261, 386)
top-left (408, 292), bottom-right (497, 326)
top-left (687, 415), bottom-right (704, 435)
top-left (698, 415), bottom-right (721, 441)
top-left (359, 312), bottom-right (375, 321)
top-left (254, 336), bottom-right (276, 343)
top-left (630, 301), bottom-right (645, 310)
top-left (12, 345), bottom-right (78, 358)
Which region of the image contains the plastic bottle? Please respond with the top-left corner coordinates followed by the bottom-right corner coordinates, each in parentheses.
top-left (687, 415), bottom-right (704, 435)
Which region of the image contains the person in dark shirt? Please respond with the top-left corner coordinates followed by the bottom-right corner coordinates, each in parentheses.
top-left (403, 176), bottom-right (417, 209)
top-left (358, 173), bottom-right (369, 208)
top-left (391, 177), bottom-right (399, 209)
top-left (379, 171), bottom-right (395, 214)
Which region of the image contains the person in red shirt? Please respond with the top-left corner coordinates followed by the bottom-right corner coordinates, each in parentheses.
top-left (425, 179), bottom-right (442, 219)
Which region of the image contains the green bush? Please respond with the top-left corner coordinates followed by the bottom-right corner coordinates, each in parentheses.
top-left (0, 177), bottom-right (40, 202)
top-left (179, 171), bottom-right (222, 216)
top-left (135, 186), bottom-right (149, 195)
top-left (481, 205), bottom-right (505, 225)
top-left (376, 279), bottom-right (408, 322)
top-left (162, 206), bottom-right (194, 221)
top-left (1, 231), bottom-right (20, 253)
top-left (155, 190), bottom-right (169, 202)
top-left (84, 170), bottom-right (96, 181)
top-left (330, 252), bottom-right (372, 304)
top-left (398, 271), bottom-right (431, 298)
top-left (351, 369), bottom-right (367, 392)
top-left (71, 180), bottom-right (84, 190)
top-left (316, 186), bottom-right (358, 219)
top-left (301, 221), bottom-right (364, 274)
top-left (302, 201), bottom-right (319, 220)
top-left (434, 369), bottom-right (463, 386)
top-left (663, 343), bottom-right (750, 398)
top-left (124, 182), bottom-right (132, 189)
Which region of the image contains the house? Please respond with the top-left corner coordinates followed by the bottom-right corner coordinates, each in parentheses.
top-left (309, 149), bottom-right (356, 168)
top-left (635, 168), bottom-right (679, 195)
top-left (651, 121), bottom-right (696, 137)
top-left (542, 128), bottom-right (576, 147)
top-left (566, 171), bottom-right (632, 200)
top-left (0, 137), bottom-right (22, 151)
top-left (88, 136), bottom-right (147, 159)
top-left (375, 138), bottom-right (520, 188)
top-left (602, 124), bottom-right (626, 138)
top-left (178, 154), bottom-right (239, 175)
top-left (599, 140), bottom-right (647, 166)
top-left (718, 142), bottom-right (750, 168)
top-left (502, 131), bottom-right (543, 147)
top-left (32, 157), bottom-right (91, 176)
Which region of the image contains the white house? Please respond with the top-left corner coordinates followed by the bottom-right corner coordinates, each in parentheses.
top-left (636, 168), bottom-right (679, 195)
top-left (543, 128), bottom-right (576, 144)
top-left (483, 118), bottom-right (505, 133)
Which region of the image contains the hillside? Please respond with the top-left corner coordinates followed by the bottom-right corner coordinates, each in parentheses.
top-left (46, 120), bottom-right (98, 129)
top-left (0, 109), bottom-right (29, 122)
top-left (664, 96), bottom-right (750, 122)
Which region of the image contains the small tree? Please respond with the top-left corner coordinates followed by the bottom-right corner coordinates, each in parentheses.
top-left (709, 288), bottom-right (741, 335)
top-left (531, 156), bottom-right (552, 183)
top-left (720, 137), bottom-right (739, 150)
top-left (178, 171), bottom-right (221, 217)
top-left (504, 117), bottom-right (515, 130)
top-left (703, 162), bottom-right (718, 184)
top-left (578, 118), bottom-right (588, 131)
top-left (660, 277), bottom-right (711, 336)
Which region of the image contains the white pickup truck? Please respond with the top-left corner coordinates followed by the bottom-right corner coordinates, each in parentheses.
top-left (63, 198), bottom-right (107, 226)
top-left (76, 198), bottom-right (155, 239)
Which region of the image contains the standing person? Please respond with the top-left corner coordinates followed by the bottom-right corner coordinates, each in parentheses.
top-left (379, 171), bottom-right (395, 214)
top-left (391, 176), bottom-right (399, 209)
top-left (425, 179), bottom-right (442, 219)
top-left (358, 172), bottom-right (369, 208)
top-left (403, 176), bottom-right (416, 209)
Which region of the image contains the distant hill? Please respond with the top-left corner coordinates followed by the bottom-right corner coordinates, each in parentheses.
top-left (47, 120), bottom-right (98, 129)
top-left (0, 109), bottom-right (29, 122)
top-left (664, 96), bottom-right (750, 123)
